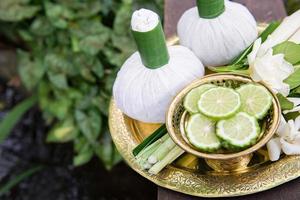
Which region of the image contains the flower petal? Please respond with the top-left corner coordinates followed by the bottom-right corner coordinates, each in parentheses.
top-left (248, 38), bottom-right (262, 66)
top-left (267, 137), bottom-right (282, 161)
top-left (289, 28), bottom-right (300, 44)
top-left (276, 114), bottom-right (288, 137)
top-left (295, 115), bottom-right (300, 130)
top-left (281, 138), bottom-right (300, 155)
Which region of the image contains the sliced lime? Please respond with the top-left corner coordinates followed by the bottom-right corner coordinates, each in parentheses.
top-left (237, 84), bottom-right (272, 119)
top-left (216, 112), bottom-right (260, 148)
top-left (197, 87), bottom-right (241, 119)
top-left (184, 84), bottom-right (216, 113)
top-left (186, 113), bottom-right (221, 152)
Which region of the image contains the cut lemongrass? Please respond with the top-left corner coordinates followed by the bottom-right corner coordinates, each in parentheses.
top-left (148, 137), bottom-right (176, 164)
top-left (136, 134), bottom-right (169, 169)
top-left (149, 146), bottom-right (184, 175)
top-left (132, 125), bottom-right (167, 156)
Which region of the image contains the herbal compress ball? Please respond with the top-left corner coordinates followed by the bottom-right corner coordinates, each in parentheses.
top-left (177, 0), bottom-right (258, 67)
top-left (113, 9), bottom-right (204, 123)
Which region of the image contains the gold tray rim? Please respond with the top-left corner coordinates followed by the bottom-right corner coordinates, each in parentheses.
top-left (109, 100), bottom-right (300, 198)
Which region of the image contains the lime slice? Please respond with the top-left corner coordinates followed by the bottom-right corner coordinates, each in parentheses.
top-left (237, 84), bottom-right (272, 119)
top-left (186, 113), bottom-right (221, 152)
top-left (216, 112), bottom-right (260, 148)
top-left (184, 84), bottom-right (216, 113)
top-left (197, 87), bottom-right (241, 119)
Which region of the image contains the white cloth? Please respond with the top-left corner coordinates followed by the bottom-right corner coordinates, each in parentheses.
top-left (131, 9), bottom-right (159, 32)
top-left (177, 0), bottom-right (258, 67)
top-left (113, 45), bottom-right (204, 123)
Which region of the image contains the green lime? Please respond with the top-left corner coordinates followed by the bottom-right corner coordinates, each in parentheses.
top-left (237, 84), bottom-right (272, 119)
top-left (184, 84), bottom-right (216, 113)
top-left (186, 113), bottom-right (221, 152)
top-left (216, 112), bottom-right (260, 148)
top-left (197, 87), bottom-right (241, 119)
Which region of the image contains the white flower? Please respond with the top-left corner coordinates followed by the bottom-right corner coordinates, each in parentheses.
top-left (267, 115), bottom-right (300, 161)
top-left (248, 38), bottom-right (294, 97)
top-left (258, 10), bottom-right (300, 56)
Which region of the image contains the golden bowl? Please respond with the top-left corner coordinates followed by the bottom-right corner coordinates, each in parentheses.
top-left (166, 73), bottom-right (281, 171)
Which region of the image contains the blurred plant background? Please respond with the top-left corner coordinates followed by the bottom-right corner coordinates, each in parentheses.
top-left (0, 0), bottom-right (298, 199)
top-left (0, 0), bottom-right (163, 169)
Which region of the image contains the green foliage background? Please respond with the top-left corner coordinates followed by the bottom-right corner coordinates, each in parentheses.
top-left (0, 0), bottom-right (163, 169)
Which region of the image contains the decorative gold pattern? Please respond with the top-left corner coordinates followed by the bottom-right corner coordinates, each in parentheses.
top-left (109, 100), bottom-right (300, 197)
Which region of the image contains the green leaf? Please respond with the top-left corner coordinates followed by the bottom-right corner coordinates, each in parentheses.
top-left (74, 136), bottom-right (89, 153)
top-left (61, 1), bottom-right (102, 19)
top-left (208, 64), bottom-right (247, 73)
top-left (111, 1), bottom-right (135, 60)
top-left (113, 1), bottom-right (132, 35)
top-left (0, 0), bottom-right (40, 22)
top-left (284, 68), bottom-right (300, 89)
top-left (284, 111), bottom-right (300, 121)
top-left (73, 135), bottom-right (94, 166)
top-left (80, 68), bottom-right (96, 82)
top-left (45, 53), bottom-right (77, 76)
top-left (75, 109), bottom-right (102, 147)
top-left (0, 95), bottom-right (37, 143)
top-left (92, 92), bottom-right (110, 116)
top-left (277, 94), bottom-right (294, 110)
top-left (47, 72), bottom-right (68, 90)
top-left (102, 46), bottom-right (127, 67)
top-left (0, 165), bottom-right (43, 196)
top-left (30, 17), bottom-right (54, 36)
top-left (273, 41), bottom-right (300, 65)
top-left (290, 85), bottom-right (300, 97)
top-left (79, 34), bottom-right (110, 56)
top-left (38, 82), bottom-right (72, 120)
top-left (95, 128), bottom-right (122, 170)
top-left (70, 19), bottom-right (110, 39)
top-left (18, 51), bottom-right (46, 90)
top-left (47, 117), bottom-right (77, 143)
top-left (73, 54), bottom-right (103, 79)
top-left (18, 30), bottom-right (33, 42)
top-left (91, 60), bottom-right (104, 79)
top-left (45, 2), bottom-right (74, 29)
top-left (73, 149), bottom-right (93, 166)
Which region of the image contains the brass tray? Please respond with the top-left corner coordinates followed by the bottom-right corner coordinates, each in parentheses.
top-left (108, 25), bottom-right (300, 197)
top-left (109, 101), bottom-right (300, 197)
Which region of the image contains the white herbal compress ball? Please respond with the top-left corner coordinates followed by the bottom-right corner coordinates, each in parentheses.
top-left (113, 9), bottom-right (204, 123)
top-left (177, 0), bottom-right (258, 67)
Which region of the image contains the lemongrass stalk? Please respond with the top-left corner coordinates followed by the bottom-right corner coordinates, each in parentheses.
top-left (136, 133), bottom-right (169, 160)
top-left (148, 146), bottom-right (184, 175)
top-left (133, 125), bottom-right (167, 156)
top-left (289, 28), bottom-right (300, 44)
top-left (136, 134), bottom-right (169, 169)
top-left (147, 137), bottom-right (176, 164)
